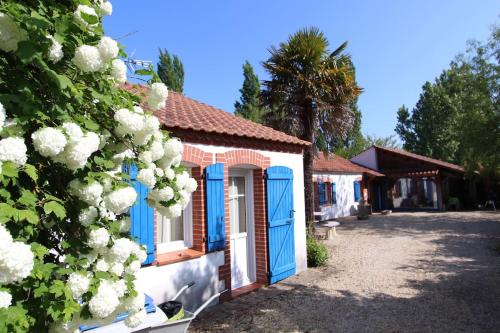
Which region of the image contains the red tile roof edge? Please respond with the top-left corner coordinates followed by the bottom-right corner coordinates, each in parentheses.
top-left (121, 83), bottom-right (311, 147)
top-left (313, 152), bottom-right (384, 177)
top-left (372, 145), bottom-right (465, 173)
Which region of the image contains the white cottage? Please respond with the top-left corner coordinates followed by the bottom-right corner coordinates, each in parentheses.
top-left (123, 84), bottom-right (310, 310)
top-left (313, 152), bottom-right (382, 220)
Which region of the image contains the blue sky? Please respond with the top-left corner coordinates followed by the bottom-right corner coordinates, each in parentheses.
top-left (104, 1), bottom-right (498, 138)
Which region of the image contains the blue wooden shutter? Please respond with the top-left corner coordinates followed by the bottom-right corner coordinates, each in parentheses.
top-left (266, 166), bottom-right (295, 284)
top-left (318, 181), bottom-right (325, 206)
top-left (332, 182), bottom-right (337, 204)
top-left (205, 163), bottom-right (226, 252)
top-left (123, 164), bottom-right (155, 265)
top-left (354, 180), bottom-right (361, 202)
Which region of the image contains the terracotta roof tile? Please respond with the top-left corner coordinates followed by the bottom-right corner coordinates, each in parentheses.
top-left (372, 145), bottom-right (464, 173)
top-left (122, 83), bottom-right (310, 147)
top-left (314, 152), bottom-right (384, 176)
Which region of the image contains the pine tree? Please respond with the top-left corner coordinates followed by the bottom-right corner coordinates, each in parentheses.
top-left (158, 48), bottom-right (184, 92)
top-left (234, 61), bottom-right (264, 122)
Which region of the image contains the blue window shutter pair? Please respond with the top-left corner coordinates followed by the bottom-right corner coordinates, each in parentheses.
top-left (124, 164), bottom-right (155, 265)
top-left (318, 182), bottom-right (326, 206)
top-left (332, 183), bottom-right (337, 204)
top-left (354, 181), bottom-right (361, 202)
top-left (205, 163), bottom-right (226, 252)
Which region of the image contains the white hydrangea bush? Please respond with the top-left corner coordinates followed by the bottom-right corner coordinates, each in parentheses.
top-left (0, 1), bottom-right (197, 331)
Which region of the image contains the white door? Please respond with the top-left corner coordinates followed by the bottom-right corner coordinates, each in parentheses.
top-left (229, 171), bottom-right (256, 289)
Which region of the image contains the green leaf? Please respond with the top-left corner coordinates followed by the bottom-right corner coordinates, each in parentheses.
top-left (18, 210), bottom-right (39, 225)
top-left (80, 12), bottom-right (98, 25)
top-left (16, 41), bottom-right (40, 64)
top-left (43, 201), bottom-right (66, 219)
top-left (135, 68), bottom-right (153, 76)
top-left (0, 203), bottom-right (16, 220)
top-left (18, 190), bottom-right (37, 208)
top-left (2, 162), bottom-right (18, 178)
top-left (84, 118), bottom-right (100, 131)
top-left (23, 164), bottom-right (38, 182)
top-left (44, 194), bottom-right (63, 203)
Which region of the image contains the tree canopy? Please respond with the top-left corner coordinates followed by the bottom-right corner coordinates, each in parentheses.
top-left (395, 26), bottom-right (499, 179)
top-left (157, 48), bottom-right (184, 93)
top-left (234, 61), bottom-right (265, 122)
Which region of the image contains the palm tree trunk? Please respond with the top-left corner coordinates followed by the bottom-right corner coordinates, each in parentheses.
top-left (301, 104), bottom-right (315, 228)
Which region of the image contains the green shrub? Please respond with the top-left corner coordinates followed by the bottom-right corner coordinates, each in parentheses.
top-left (307, 236), bottom-right (329, 267)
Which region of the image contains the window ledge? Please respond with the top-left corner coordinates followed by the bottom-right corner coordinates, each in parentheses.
top-left (155, 249), bottom-right (204, 266)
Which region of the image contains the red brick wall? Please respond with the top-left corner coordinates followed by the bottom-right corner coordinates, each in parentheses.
top-left (216, 150), bottom-right (270, 299)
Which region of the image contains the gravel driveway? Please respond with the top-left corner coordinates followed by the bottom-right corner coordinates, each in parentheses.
top-left (189, 211), bottom-right (500, 333)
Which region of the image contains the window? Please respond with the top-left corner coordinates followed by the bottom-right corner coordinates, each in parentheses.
top-left (332, 182), bottom-right (337, 204)
top-left (156, 169), bottom-right (193, 253)
top-left (229, 176), bottom-right (247, 234)
top-left (318, 181), bottom-right (327, 206)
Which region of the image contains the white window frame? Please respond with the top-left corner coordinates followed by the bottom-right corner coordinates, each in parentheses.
top-left (156, 168), bottom-right (193, 254)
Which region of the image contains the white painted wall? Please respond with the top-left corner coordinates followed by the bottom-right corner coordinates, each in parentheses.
top-left (136, 251), bottom-right (224, 310)
top-left (315, 173), bottom-right (362, 219)
top-left (188, 143), bottom-right (308, 274)
top-left (351, 147), bottom-right (378, 170)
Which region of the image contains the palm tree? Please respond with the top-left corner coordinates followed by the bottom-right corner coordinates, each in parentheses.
top-left (261, 27), bottom-right (362, 224)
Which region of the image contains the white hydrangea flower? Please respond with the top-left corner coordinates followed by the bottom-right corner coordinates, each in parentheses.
top-left (154, 167), bottom-right (164, 177)
top-left (112, 279), bottom-right (127, 298)
top-left (73, 5), bottom-right (98, 30)
top-left (134, 246), bottom-right (147, 263)
top-left (163, 203), bottom-right (182, 219)
top-left (184, 177), bottom-right (198, 193)
top-left (118, 217), bottom-right (131, 233)
top-left (78, 206), bottom-right (99, 226)
top-left (88, 228), bottom-right (110, 248)
top-left (69, 180), bottom-right (103, 206)
top-left (125, 260), bottom-right (141, 275)
top-left (0, 12), bottom-right (28, 52)
top-left (150, 140), bottom-right (164, 161)
top-left (0, 233), bottom-right (34, 284)
top-left (104, 187), bottom-right (137, 214)
top-left (67, 272), bottom-right (90, 299)
top-left (55, 131), bottom-right (100, 170)
top-left (175, 171), bottom-right (190, 190)
top-left (111, 59), bottom-right (127, 83)
top-left (124, 308), bottom-right (147, 328)
top-left (32, 127), bottom-right (67, 157)
top-left (95, 259), bottom-right (109, 272)
top-left (114, 108), bottom-right (145, 135)
top-left (138, 151), bottom-right (153, 166)
top-left (0, 102), bottom-right (5, 132)
top-left (47, 36), bottom-right (63, 63)
top-left (109, 262), bottom-right (124, 276)
top-left (99, 0), bottom-right (113, 16)
top-left (178, 190), bottom-right (190, 208)
top-left (163, 138), bottom-right (183, 158)
top-left (0, 290), bottom-right (11, 308)
top-left (0, 137), bottom-right (27, 166)
top-left (89, 280), bottom-right (120, 319)
top-left (124, 292), bottom-right (145, 313)
top-left (137, 168), bottom-right (156, 189)
top-left (164, 168), bottom-right (175, 180)
top-left (97, 36), bottom-right (118, 61)
top-left (149, 186), bottom-right (174, 203)
top-left (61, 122), bottom-right (84, 144)
top-left (109, 238), bottom-right (133, 263)
top-left (73, 45), bottom-right (104, 72)
top-left (148, 82), bottom-right (168, 110)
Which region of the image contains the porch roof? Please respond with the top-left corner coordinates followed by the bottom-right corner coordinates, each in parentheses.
top-left (313, 152), bottom-right (384, 177)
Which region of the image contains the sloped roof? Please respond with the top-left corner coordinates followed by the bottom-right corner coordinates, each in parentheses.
top-left (314, 152), bottom-right (384, 176)
top-left (372, 145), bottom-right (464, 173)
top-left (122, 83), bottom-right (310, 147)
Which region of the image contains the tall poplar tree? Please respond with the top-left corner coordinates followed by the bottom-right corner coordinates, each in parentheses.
top-left (234, 61), bottom-right (264, 122)
top-left (157, 48), bottom-right (184, 93)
